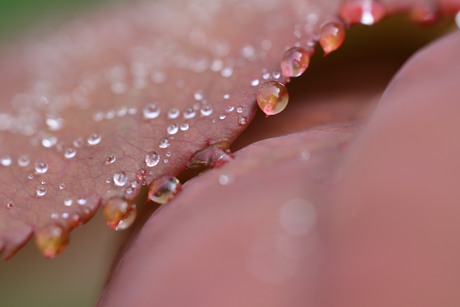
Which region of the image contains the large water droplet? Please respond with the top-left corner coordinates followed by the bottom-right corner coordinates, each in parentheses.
top-left (319, 22), bottom-right (346, 56)
top-left (35, 224), bottom-right (69, 258)
top-left (183, 108), bottom-right (196, 119)
top-left (339, 0), bottom-right (386, 26)
top-left (143, 102), bottom-right (161, 119)
top-left (281, 47), bottom-right (310, 78)
top-left (145, 151), bottom-right (160, 167)
top-left (113, 172), bottom-right (128, 187)
top-left (102, 197), bottom-right (136, 230)
top-left (167, 124), bottom-right (179, 135)
top-left (148, 176), bottom-right (182, 205)
top-left (35, 161), bottom-right (49, 174)
top-left (257, 81), bottom-right (289, 116)
top-left (187, 141), bottom-right (233, 170)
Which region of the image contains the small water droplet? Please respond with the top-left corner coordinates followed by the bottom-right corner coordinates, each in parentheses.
top-left (1, 156), bottom-right (12, 167)
top-left (17, 155), bottom-right (30, 167)
top-left (59, 183), bottom-right (66, 190)
top-left (148, 176), bottom-right (182, 204)
top-left (223, 94), bottom-right (230, 99)
top-left (73, 138), bottom-right (84, 148)
top-left (35, 224), bottom-right (69, 258)
top-left (194, 90), bottom-right (204, 101)
top-left (6, 201), bottom-right (14, 209)
top-left (225, 106), bottom-right (234, 113)
top-left (221, 67), bottom-right (233, 78)
top-left (106, 154), bottom-right (117, 165)
top-left (42, 136), bottom-right (58, 148)
top-left (257, 81), bottom-right (289, 116)
top-left (180, 123), bottom-right (189, 131)
top-left (143, 102), bottom-right (161, 119)
top-left (102, 197), bottom-right (136, 230)
top-left (200, 105), bottom-right (213, 117)
top-left (238, 115), bottom-right (248, 126)
top-left (36, 185), bottom-right (47, 197)
top-left (183, 108), bottom-right (196, 119)
top-left (159, 137), bottom-right (170, 149)
top-left (262, 72), bottom-right (271, 80)
top-left (167, 124), bottom-right (179, 135)
top-left (339, 0), bottom-right (386, 25)
top-left (77, 198), bottom-right (87, 205)
top-left (35, 161), bottom-right (49, 174)
top-left (113, 172), bottom-right (128, 187)
top-left (136, 168), bottom-right (147, 181)
top-left (87, 133), bottom-right (101, 146)
top-left (236, 106), bottom-right (244, 114)
top-left (63, 199), bottom-right (73, 207)
top-left (145, 151), bottom-right (160, 167)
top-left (251, 79), bottom-right (260, 87)
top-left (46, 116), bottom-right (63, 131)
top-left (27, 173), bottom-right (34, 180)
top-left (167, 108), bottom-right (180, 119)
top-left (319, 22), bottom-right (346, 55)
top-left (281, 47), bottom-right (310, 78)
top-left (64, 148), bottom-right (76, 159)
top-left (218, 173), bottom-right (234, 186)
top-left (219, 115), bottom-right (226, 120)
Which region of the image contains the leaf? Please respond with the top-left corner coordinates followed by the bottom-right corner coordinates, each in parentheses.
top-left (0, 0), bottom-right (457, 259)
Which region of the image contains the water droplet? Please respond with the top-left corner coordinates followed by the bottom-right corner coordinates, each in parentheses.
top-left (281, 47), bottom-right (310, 78)
top-left (113, 172), bottom-right (128, 187)
top-left (35, 161), bottom-right (49, 174)
top-left (238, 115), bottom-right (248, 126)
top-left (46, 116), bottom-right (63, 131)
top-left (262, 72), bottom-right (271, 80)
top-left (223, 94), bottom-right (230, 99)
top-left (219, 115), bottom-right (226, 120)
top-left (257, 81), bottom-right (289, 116)
top-left (200, 105), bottom-right (213, 117)
top-left (167, 124), bottom-right (179, 135)
top-left (6, 201), bottom-right (14, 209)
top-left (187, 141), bottom-right (233, 170)
top-left (42, 136), bottom-right (58, 148)
top-left (183, 108), bottom-right (196, 119)
top-left (36, 185), bottom-right (47, 197)
top-left (148, 176), bottom-right (182, 204)
top-left (136, 168), bottom-right (147, 181)
top-left (102, 197), bottom-right (136, 230)
top-left (63, 199), bottom-right (73, 207)
top-left (218, 173), bottom-right (234, 186)
top-left (59, 183), bottom-right (66, 190)
top-left (87, 133), bottom-right (101, 146)
top-left (73, 138), bottom-right (84, 148)
top-left (180, 123), bottom-right (189, 131)
top-left (64, 148), bottom-right (76, 159)
top-left (236, 106), bottom-right (244, 114)
top-left (225, 105), bottom-right (234, 113)
top-left (251, 79), bottom-right (260, 87)
top-left (35, 224), bottom-right (69, 258)
top-left (159, 137), bottom-right (170, 148)
top-left (145, 151), bottom-right (160, 167)
top-left (143, 102), bottom-right (161, 119)
top-left (17, 155), bottom-right (30, 167)
top-left (167, 108), bottom-right (180, 119)
top-left (319, 22), bottom-right (346, 56)
top-left (106, 154), bottom-right (117, 165)
top-left (272, 71), bottom-right (281, 79)
top-left (456, 11), bottom-right (460, 28)
top-left (221, 67), bottom-right (233, 78)
top-left (194, 90), bottom-right (204, 101)
top-left (339, 0), bottom-right (386, 26)
top-left (410, 3), bottom-right (439, 24)
top-left (77, 198), bottom-right (87, 205)
top-left (27, 173), bottom-right (34, 180)
top-left (1, 156), bottom-right (12, 167)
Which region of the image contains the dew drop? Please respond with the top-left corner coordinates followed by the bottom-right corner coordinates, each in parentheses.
top-left (339, 0), bottom-right (386, 26)
top-left (456, 11), bottom-right (460, 29)
top-left (113, 172), bottom-right (128, 187)
top-left (46, 116), bottom-right (63, 131)
top-left (262, 72), bottom-right (271, 80)
top-left (187, 141), bottom-right (233, 169)
top-left (42, 136), bottom-right (58, 148)
top-left (238, 115), bottom-right (248, 126)
top-left (35, 224), bottom-right (69, 258)
top-left (221, 67), bottom-right (233, 78)
top-left (36, 185), bottom-right (47, 197)
top-left (148, 176), bottom-right (182, 205)
top-left (251, 79), bottom-right (260, 87)
top-left (200, 105), bottom-right (213, 117)
top-left (257, 81), bottom-right (289, 116)
top-left (64, 148), bottom-right (77, 159)
top-left (102, 197), bottom-right (136, 230)
top-left (63, 199), bottom-right (73, 207)
top-left (409, 3), bottom-right (439, 24)
top-left (194, 90), bottom-right (204, 101)
top-left (223, 94), bottom-right (230, 99)
top-left (219, 115), bottom-right (226, 120)
top-left (180, 123), bottom-right (189, 131)
top-left (17, 155), bottom-right (30, 167)
top-left (281, 47), bottom-right (310, 78)
top-left (218, 173), bottom-right (234, 186)
top-left (73, 138), bottom-right (84, 148)
top-left (145, 151), bottom-right (160, 167)
top-left (77, 198), bottom-right (87, 206)
top-left (167, 108), bottom-right (180, 119)
top-left (6, 201), bottom-right (14, 209)
top-left (159, 137), bottom-right (171, 149)
top-left (59, 183), bottom-right (66, 190)
top-left (319, 22), bottom-right (346, 56)
top-left (183, 108), bottom-right (196, 119)
top-left (87, 133), bottom-right (102, 146)
top-left (106, 154), bottom-right (117, 165)
top-left (0, 156), bottom-right (12, 167)
top-left (167, 124), bottom-right (179, 135)
top-left (225, 105), bottom-right (234, 113)
top-left (143, 102), bottom-right (161, 119)
top-left (35, 161), bottom-right (49, 174)
top-left (236, 106), bottom-right (244, 114)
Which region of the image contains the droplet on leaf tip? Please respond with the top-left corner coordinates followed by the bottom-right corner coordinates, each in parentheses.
top-left (35, 224), bottom-right (69, 258)
top-left (187, 141), bottom-right (233, 170)
top-left (339, 0), bottom-right (386, 26)
top-left (281, 47), bottom-right (310, 78)
top-left (102, 197), bottom-right (136, 230)
top-left (257, 81), bottom-right (289, 116)
top-left (319, 22), bottom-right (346, 56)
top-left (148, 176), bottom-right (182, 205)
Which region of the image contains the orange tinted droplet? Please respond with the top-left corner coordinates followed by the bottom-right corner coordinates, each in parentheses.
top-left (319, 22), bottom-right (346, 56)
top-left (410, 3), bottom-right (439, 25)
top-left (281, 47), bottom-right (310, 78)
top-left (257, 81), bottom-right (289, 117)
top-left (339, 0), bottom-right (386, 26)
top-left (102, 197), bottom-right (136, 230)
top-left (148, 176), bottom-right (182, 205)
top-left (35, 224), bottom-right (69, 258)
